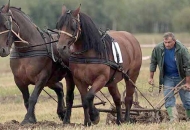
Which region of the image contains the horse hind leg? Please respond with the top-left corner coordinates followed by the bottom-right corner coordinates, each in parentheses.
top-left (48, 82), bottom-right (65, 121)
top-left (108, 84), bottom-right (122, 125)
top-left (124, 71), bottom-right (139, 122)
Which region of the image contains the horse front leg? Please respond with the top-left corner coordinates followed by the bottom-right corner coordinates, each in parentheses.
top-left (108, 84), bottom-right (122, 125)
top-left (75, 81), bottom-right (90, 126)
top-left (21, 77), bottom-right (48, 125)
top-left (63, 72), bottom-right (75, 124)
top-left (14, 77), bottom-right (30, 110)
top-left (87, 90), bottom-right (100, 125)
top-left (48, 82), bottom-right (65, 121)
top-left (86, 77), bottom-right (109, 125)
top-left (82, 96), bottom-right (91, 126)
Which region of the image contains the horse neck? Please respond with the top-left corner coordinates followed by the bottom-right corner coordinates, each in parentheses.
top-left (10, 8), bottom-right (46, 49)
top-left (72, 40), bottom-right (100, 58)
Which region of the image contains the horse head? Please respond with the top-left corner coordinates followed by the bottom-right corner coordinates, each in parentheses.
top-left (0, 1), bottom-right (31, 57)
top-left (0, 2), bottom-right (14, 57)
top-left (56, 5), bottom-right (81, 58)
top-left (57, 5), bottom-right (105, 59)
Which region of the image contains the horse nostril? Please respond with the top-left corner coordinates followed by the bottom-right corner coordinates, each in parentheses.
top-left (2, 48), bottom-right (5, 53)
top-left (63, 46), bottom-right (66, 49)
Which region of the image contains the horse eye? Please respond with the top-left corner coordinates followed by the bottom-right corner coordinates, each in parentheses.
top-left (4, 21), bottom-right (10, 29)
top-left (71, 22), bottom-right (76, 31)
top-left (57, 34), bottom-right (60, 39)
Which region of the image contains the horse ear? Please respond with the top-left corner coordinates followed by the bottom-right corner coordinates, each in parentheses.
top-left (2, 0), bottom-right (10, 13)
top-left (72, 4), bottom-right (81, 17)
top-left (62, 5), bottom-right (67, 15)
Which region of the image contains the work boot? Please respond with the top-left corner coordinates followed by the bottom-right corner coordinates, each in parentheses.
top-left (166, 106), bottom-right (179, 122)
top-left (186, 109), bottom-right (190, 121)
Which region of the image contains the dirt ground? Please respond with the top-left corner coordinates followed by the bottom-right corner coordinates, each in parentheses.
top-left (0, 120), bottom-right (86, 130)
top-left (0, 104), bottom-right (187, 130)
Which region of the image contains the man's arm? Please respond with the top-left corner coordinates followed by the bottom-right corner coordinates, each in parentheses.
top-left (148, 71), bottom-right (154, 85)
top-left (181, 47), bottom-right (190, 91)
top-left (148, 48), bottom-right (157, 85)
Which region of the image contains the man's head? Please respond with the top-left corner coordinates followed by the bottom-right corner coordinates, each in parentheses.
top-left (163, 32), bottom-right (176, 49)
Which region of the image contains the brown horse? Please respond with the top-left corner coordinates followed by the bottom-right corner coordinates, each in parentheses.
top-left (56, 5), bottom-right (142, 126)
top-left (0, 3), bottom-right (75, 124)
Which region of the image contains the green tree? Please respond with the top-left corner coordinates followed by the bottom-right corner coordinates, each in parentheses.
top-left (172, 7), bottom-right (190, 32)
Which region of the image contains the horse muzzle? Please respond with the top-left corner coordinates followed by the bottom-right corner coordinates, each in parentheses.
top-left (0, 47), bottom-right (10, 57)
top-left (57, 44), bottom-right (70, 57)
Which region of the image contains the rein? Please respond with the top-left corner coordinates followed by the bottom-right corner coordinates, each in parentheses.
top-left (13, 40), bottom-right (58, 49)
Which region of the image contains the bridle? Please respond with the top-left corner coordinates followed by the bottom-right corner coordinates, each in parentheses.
top-left (58, 10), bottom-right (81, 47)
top-left (0, 9), bottom-right (29, 47)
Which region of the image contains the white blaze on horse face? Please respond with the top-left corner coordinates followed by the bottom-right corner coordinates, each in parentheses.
top-left (70, 44), bottom-right (74, 52)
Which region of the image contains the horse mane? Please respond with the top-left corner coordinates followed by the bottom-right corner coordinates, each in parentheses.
top-left (57, 11), bottom-right (111, 57)
top-left (80, 12), bottom-right (107, 56)
top-left (9, 6), bottom-right (34, 24)
top-left (0, 5), bottom-right (5, 11)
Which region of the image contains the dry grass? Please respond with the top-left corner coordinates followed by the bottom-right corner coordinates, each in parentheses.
top-left (134, 32), bottom-right (190, 44)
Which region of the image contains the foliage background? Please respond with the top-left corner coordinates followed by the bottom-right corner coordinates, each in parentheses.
top-left (1, 0), bottom-right (190, 33)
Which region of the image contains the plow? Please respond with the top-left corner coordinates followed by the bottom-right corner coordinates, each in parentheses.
top-left (89, 78), bottom-right (187, 124)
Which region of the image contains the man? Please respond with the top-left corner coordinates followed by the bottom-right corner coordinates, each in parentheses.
top-left (148, 32), bottom-right (190, 122)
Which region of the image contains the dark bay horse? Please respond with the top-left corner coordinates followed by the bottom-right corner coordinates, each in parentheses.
top-left (56, 5), bottom-right (142, 126)
top-left (0, 3), bottom-right (75, 124)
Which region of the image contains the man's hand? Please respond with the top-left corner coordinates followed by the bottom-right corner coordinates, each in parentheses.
top-left (183, 83), bottom-right (190, 92)
top-left (184, 76), bottom-right (190, 91)
top-left (148, 78), bottom-right (154, 85)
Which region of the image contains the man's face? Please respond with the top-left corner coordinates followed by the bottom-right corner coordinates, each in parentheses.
top-left (163, 36), bottom-right (175, 49)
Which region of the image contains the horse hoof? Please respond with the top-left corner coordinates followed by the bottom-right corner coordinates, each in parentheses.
top-left (58, 113), bottom-right (65, 121)
top-left (116, 120), bottom-right (122, 125)
top-left (89, 108), bottom-right (100, 125)
top-left (92, 115), bottom-right (100, 125)
top-left (63, 119), bottom-right (70, 124)
top-left (20, 117), bottom-right (37, 125)
top-left (57, 109), bottom-right (66, 121)
top-left (84, 121), bottom-right (91, 126)
top-left (20, 120), bottom-right (27, 125)
top-left (124, 118), bottom-right (135, 124)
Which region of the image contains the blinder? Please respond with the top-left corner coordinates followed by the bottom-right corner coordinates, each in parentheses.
top-left (0, 9), bottom-right (29, 45)
top-left (3, 14), bottom-right (12, 45)
top-left (1, 12), bottom-right (12, 30)
top-left (0, 11), bottom-right (14, 46)
top-left (4, 18), bottom-right (11, 30)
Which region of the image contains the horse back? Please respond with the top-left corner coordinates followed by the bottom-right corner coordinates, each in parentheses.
top-left (108, 31), bottom-right (142, 71)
